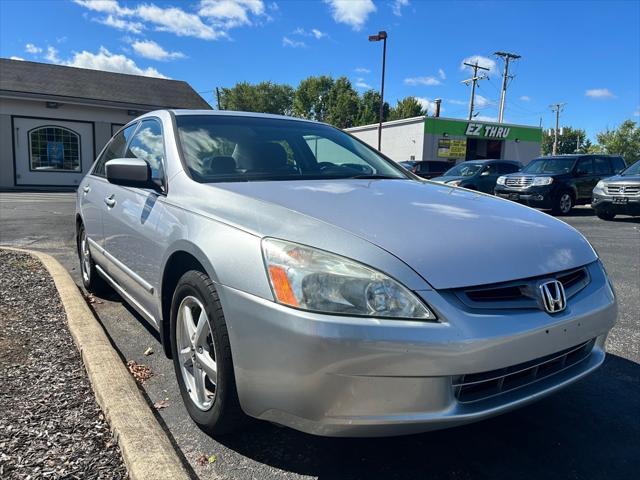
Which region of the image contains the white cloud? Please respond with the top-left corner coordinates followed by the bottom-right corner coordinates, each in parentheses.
top-left (10, 56), bottom-right (25, 61)
top-left (354, 78), bottom-right (372, 89)
top-left (198, 0), bottom-right (266, 29)
top-left (585, 88), bottom-right (616, 99)
top-left (438, 68), bottom-right (446, 80)
top-left (136, 4), bottom-right (223, 39)
top-left (391, 0), bottom-right (409, 17)
top-left (282, 36), bottom-right (306, 48)
top-left (25, 43), bottom-right (42, 54)
top-left (132, 39), bottom-right (185, 60)
top-left (447, 98), bottom-right (467, 105)
top-left (45, 46), bottom-right (61, 63)
top-left (460, 55), bottom-right (497, 75)
top-left (634, 106), bottom-right (640, 117)
top-left (404, 76), bottom-right (441, 86)
top-left (73, 0), bottom-right (132, 16)
top-left (45, 45), bottom-right (167, 78)
top-left (519, 95), bottom-right (531, 102)
top-left (416, 97), bottom-right (437, 114)
top-left (355, 67), bottom-right (370, 74)
top-left (293, 27), bottom-right (327, 39)
top-left (325, 0), bottom-right (375, 31)
top-left (474, 94), bottom-right (491, 107)
top-left (97, 14), bottom-right (145, 33)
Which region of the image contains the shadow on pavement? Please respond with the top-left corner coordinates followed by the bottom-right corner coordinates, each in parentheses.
top-left (216, 354), bottom-right (639, 480)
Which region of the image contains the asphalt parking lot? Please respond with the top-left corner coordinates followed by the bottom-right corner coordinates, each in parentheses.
top-left (1, 191), bottom-right (639, 480)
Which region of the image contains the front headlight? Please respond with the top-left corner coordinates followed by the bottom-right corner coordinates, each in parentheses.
top-left (262, 238), bottom-right (436, 320)
top-left (447, 180), bottom-right (462, 186)
top-left (533, 177), bottom-right (553, 186)
top-left (496, 176), bottom-right (506, 185)
top-left (594, 180), bottom-right (606, 193)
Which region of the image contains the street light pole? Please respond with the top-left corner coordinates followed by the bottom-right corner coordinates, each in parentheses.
top-left (369, 30), bottom-right (387, 151)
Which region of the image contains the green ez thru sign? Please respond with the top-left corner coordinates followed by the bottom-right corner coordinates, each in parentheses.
top-left (465, 123), bottom-right (510, 139)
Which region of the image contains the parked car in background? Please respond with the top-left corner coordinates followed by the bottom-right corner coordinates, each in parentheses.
top-left (405, 160), bottom-right (451, 179)
top-left (431, 159), bottom-right (521, 193)
top-left (591, 159), bottom-right (640, 220)
top-left (495, 154), bottom-right (626, 215)
top-left (398, 160), bottom-right (417, 171)
top-left (76, 110), bottom-right (616, 437)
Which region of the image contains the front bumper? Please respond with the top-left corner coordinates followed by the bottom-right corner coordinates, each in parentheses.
top-left (218, 262), bottom-right (616, 437)
top-left (592, 194), bottom-right (640, 216)
top-left (495, 186), bottom-right (555, 209)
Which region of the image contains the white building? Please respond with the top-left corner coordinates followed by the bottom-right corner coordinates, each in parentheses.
top-left (0, 58), bottom-right (210, 190)
top-left (346, 116), bottom-right (542, 165)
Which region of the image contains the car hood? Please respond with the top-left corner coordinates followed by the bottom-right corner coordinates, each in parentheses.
top-left (604, 174), bottom-right (640, 183)
top-left (213, 179), bottom-right (597, 289)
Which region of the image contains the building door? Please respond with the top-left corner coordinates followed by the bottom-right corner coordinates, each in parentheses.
top-left (13, 117), bottom-right (94, 187)
top-left (466, 138), bottom-right (503, 160)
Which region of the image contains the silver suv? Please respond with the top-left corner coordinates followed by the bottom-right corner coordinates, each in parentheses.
top-left (76, 110), bottom-right (617, 437)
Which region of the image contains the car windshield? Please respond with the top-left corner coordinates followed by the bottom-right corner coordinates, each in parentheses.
top-left (620, 160), bottom-right (640, 176)
top-left (443, 163), bottom-right (483, 177)
top-left (175, 115), bottom-right (409, 183)
top-left (522, 157), bottom-right (576, 174)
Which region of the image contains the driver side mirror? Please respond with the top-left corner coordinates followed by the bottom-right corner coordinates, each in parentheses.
top-left (105, 158), bottom-right (153, 188)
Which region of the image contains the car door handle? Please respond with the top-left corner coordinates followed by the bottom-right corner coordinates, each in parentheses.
top-left (83, 185), bottom-right (90, 194)
top-left (104, 194), bottom-right (116, 208)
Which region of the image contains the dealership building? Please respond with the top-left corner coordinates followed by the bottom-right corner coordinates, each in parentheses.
top-left (0, 58), bottom-right (210, 189)
top-left (346, 116), bottom-right (543, 165)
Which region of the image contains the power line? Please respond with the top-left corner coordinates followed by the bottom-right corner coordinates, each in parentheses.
top-left (462, 61), bottom-right (490, 120)
top-left (494, 51), bottom-right (521, 123)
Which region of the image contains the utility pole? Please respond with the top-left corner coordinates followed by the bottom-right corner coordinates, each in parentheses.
top-left (462, 61), bottom-right (489, 120)
top-left (550, 103), bottom-right (566, 155)
top-left (495, 51), bottom-right (521, 123)
top-left (216, 87), bottom-right (223, 110)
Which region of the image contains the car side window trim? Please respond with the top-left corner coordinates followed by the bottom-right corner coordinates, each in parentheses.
top-left (123, 116), bottom-right (169, 195)
top-left (91, 121), bottom-right (139, 178)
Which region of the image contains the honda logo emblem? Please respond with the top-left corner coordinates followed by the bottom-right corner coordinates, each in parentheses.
top-left (539, 280), bottom-right (566, 313)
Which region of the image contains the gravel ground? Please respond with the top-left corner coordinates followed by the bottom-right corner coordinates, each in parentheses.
top-left (0, 250), bottom-right (127, 479)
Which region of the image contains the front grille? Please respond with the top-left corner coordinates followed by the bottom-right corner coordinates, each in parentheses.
top-left (460, 266), bottom-right (589, 310)
top-left (505, 176), bottom-right (533, 188)
top-left (453, 338), bottom-right (596, 403)
top-left (606, 184), bottom-right (640, 196)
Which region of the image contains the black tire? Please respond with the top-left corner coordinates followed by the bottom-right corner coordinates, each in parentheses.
top-left (596, 210), bottom-right (616, 221)
top-left (170, 270), bottom-right (248, 435)
top-left (552, 191), bottom-right (574, 215)
top-left (77, 223), bottom-right (110, 294)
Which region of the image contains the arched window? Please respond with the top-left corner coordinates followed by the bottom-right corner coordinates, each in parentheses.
top-left (29, 126), bottom-right (81, 171)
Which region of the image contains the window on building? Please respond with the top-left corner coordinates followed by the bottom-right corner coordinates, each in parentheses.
top-left (93, 123), bottom-right (137, 177)
top-left (125, 119), bottom-right (166, 183)
top-left (29, 126), bottom-right (81, 171)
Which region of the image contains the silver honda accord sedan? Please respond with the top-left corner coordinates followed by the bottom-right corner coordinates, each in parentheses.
top-left (76, 110), bottom-right (617, 437)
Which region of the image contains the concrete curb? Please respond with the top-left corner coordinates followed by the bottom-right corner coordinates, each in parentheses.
top-left (3, 247), bottom-right (190, 480)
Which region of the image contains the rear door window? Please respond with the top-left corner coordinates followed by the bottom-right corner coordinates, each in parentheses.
top-left (576, 158), bottom-right (594, 175)
top-left (594, 157), bottom-right (612, 175)
top-left (610, 157), bottom-right (626, 173)
top-left (498, 163), bottom-right (520, 174)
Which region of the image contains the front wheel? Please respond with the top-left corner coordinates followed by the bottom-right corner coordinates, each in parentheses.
top-left (553, 192), bottom-right (574, 215)
top-left (170, 270), bottom-right (248, 435)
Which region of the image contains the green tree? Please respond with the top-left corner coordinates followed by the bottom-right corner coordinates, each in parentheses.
top-left (220, 81), bottom-right (294, 115)
top-left (595, 120), bottom-right (640, 165)
top-left (324, 77), bottom-right (360, 128)
top-left (388, 97), bottom-right (426, 121)
top-left (541, 126), bottom-right (588, 155)
top-left (293, 75), bottom-right (334, 121)
top-left (356, 89), bottom-right (390, 126)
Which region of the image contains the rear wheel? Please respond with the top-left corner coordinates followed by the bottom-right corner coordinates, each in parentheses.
top-left (596, 210), bottom-right (616, 221)
top-left (170, 270), bottom-right (248, 435)
top-left (78, 224), bottom-right (110, 294)
top-left (553, 191), bottom-right (574, 215)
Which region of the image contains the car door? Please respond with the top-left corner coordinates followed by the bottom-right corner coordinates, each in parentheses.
top-left (477, 163), bottom-right (499, 193)
top-left (575, 157), bottom-right (595, 199)
top-left (102, 118), bottom-right (168, 326)
top-left (80, 124), bottom-right (136, 257)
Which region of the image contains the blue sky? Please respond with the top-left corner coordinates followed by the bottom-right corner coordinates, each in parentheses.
top-left (1, 0), bottom-right (638, 139)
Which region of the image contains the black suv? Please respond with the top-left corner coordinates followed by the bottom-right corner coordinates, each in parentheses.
top-left (495, 154), bottom-right (626, 215)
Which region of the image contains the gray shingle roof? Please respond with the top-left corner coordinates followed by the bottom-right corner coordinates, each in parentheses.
top-left (0, 58), bottom-right (211, 110)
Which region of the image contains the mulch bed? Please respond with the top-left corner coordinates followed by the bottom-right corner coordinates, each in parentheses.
top-left (0, 250), bottom-right (127, 479)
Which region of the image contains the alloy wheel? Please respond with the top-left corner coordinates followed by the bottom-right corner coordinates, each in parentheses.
top-left (559, 193), bottom-right (572, 214)
top-left (176, 295), bottom-right (217, 411)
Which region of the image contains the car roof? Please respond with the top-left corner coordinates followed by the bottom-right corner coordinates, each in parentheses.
top-left (169, 108), bottom-right (318, 124)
